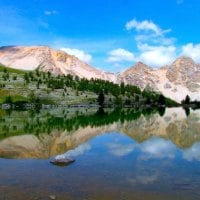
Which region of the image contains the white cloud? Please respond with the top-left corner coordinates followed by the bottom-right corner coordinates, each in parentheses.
top-left (123, 19), bottom-right (178, 67)
top-left (61, 48), bottom-right (92, 63)
top-left (135, 34), bottom-right (175, 46)
top-left (125, 19), bottom-right (170, 36)
top-left (106, 45), bottom-right (177, 67)
top-left (181, 43), bottom-right (200, 63)
top-left (107, 48), bottom-right (135, 63)
top-left (44, 10), bottom-right (58, 16)
top-left (137, 44), bottom-right (177, 66)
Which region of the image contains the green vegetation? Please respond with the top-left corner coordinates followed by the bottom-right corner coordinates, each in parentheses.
top-left (181, 95), bottom-right (191, 105)
top-left (0, 64), bottom-right (178, 107)
top-left (181, 95), bottom-right (200, 110)
top-left (0, 64), bottom-right (26, 74)
top-left (97, 90), bottom-right (105, 107)
top-left (0, 106), bottom-right (165, 140)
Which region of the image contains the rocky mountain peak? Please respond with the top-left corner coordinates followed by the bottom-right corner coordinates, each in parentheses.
top-left (122, 62), bottom-right (151, 76)
top-left (171, 56), bottom-right (196, 69)
top-left (166, 56), bottom-right (200, 83)
top-left (133, 61), bottom-right (151, 70)
top-left (120, 61), bottom-right (159, 90)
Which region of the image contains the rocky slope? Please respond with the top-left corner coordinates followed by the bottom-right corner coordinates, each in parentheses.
top-left (120, 62), bottom-right (160, 90)
top-left (121, 57), bottom-right (200, 102)
top-left (1, 45), bottom-right (200, 102)
top-left (0, 46), bottom-right (117, 82)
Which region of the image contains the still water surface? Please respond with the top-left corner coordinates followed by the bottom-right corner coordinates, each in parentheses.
top-left (0, 107), bottom-right (200, 200)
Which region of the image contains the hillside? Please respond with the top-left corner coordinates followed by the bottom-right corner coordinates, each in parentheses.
top-left (0, 64), bottom-right (177, 107)
top-left (0, 64), bottom-right (98, 106)
top-left (0, 46), bottom-right (117, 82)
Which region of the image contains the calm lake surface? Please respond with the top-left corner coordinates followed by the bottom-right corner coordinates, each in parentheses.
top-left (1, 107), bottom-right (200, 200)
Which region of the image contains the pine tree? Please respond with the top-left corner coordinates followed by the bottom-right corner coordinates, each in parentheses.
top-left (97, 90), bottom-right (105, 107)
top-left (182, 95), bottom-right (190, 104)
top-left (158, 94), bottom-right (166, 105)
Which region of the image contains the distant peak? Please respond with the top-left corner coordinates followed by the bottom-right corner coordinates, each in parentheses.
top-left (0, 45), bottom-right (51, 52)
top-left (0, 45), bottom-right (17, 50)
top-left (133, 61), bottom-right (150, 69)
top-left (178, 56), bottom-right (193, 60)
top-left (172, 56), bottom-right (195, 65)
top-left (121, 61), bottom-right (151, 75)
top-left (135, 61), bottom-right (146, 65)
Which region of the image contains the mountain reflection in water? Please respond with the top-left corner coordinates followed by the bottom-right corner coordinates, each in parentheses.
top-left (0, 107), bottom-right (200, 159)
top-left (1, 107), bottom-right (200, 200)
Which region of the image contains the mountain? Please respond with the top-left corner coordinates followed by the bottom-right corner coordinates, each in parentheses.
top-left (120, 62), bottom-right (160, 90)
top-left (121, 57), bottom-right (200, 102)
top-left (0, 46), bottom-right (117, 82)
top-left (0, 45), bottom-right (200, 102)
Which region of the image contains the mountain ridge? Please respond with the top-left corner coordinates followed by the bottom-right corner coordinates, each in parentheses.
top-left (0, 45), bottom-right (200, 102)
top-left (0, 45), bottom-right (117, 82)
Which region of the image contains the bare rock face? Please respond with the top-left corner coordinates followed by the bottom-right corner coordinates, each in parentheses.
top-left (121, 62), bottom-right (160, 91)
top-left (166, 57), bottom-right (200, 92)
top-left (0, 46), bottom-right (117, 81)
top-left (164, 83), bottom-right (172, 89)
top-left (121, 57), bottom-right (200, 102)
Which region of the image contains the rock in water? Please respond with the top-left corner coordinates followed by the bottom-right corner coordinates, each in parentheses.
top-left (50, 158), bottom-right (75, 166)
top-left (49, 195), bottom-right (56, 200)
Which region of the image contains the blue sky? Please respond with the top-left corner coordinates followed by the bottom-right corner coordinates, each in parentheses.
top-left (0, 0), bottom-right (200, 72)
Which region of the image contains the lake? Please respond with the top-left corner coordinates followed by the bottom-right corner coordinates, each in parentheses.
top-left (0, 107), bottom-right (200, 200)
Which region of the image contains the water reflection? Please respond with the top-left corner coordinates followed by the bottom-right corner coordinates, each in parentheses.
top-left (1, 107), bottom-right (200, 199)
top-left (182, 142), bottom-right (200, 161)
top-left (55, 143), bottom-right (91, 160)
top-left (0, 107), bottom-right (200, 159)
top-left (107, 141), bottom-right (135, 157)
top-left (139, 137), bottom-right (176, 159)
